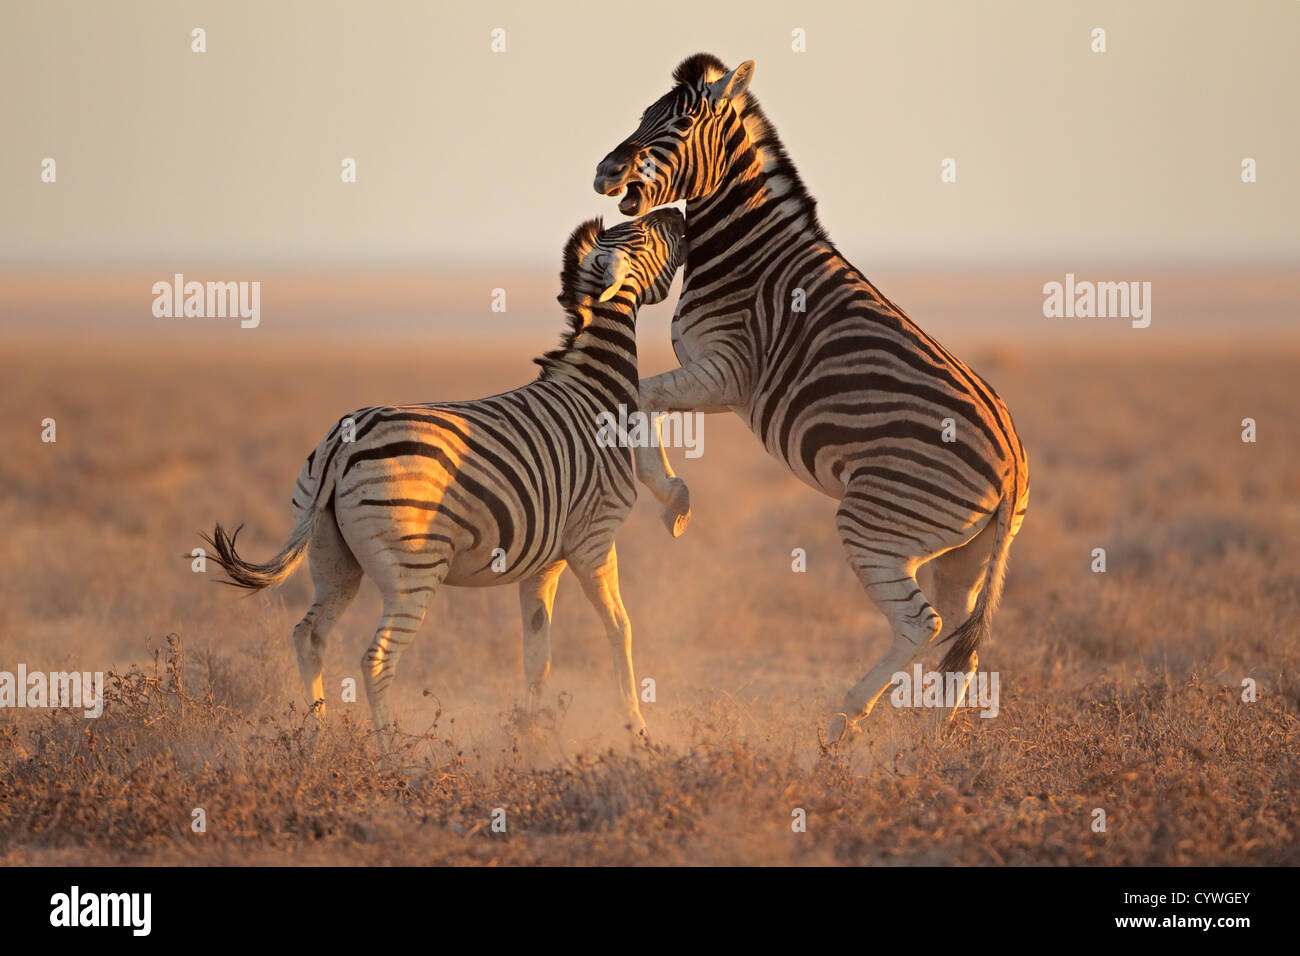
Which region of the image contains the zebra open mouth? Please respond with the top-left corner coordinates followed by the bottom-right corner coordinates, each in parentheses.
top-left (617, 181), bottom-right (647, 216)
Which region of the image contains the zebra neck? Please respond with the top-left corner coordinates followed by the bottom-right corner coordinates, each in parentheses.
top-left (685, 127), bottom-right (824, 282)
top-left (539, 303), bottom-right (640, 408)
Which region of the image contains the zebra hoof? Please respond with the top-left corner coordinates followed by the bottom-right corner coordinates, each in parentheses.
top-left (662, 479), bottom-right (691, 537)
top-left (821, 713), bottom-right (851, 749)
top-left (662, 506), bottom-right (691, 538)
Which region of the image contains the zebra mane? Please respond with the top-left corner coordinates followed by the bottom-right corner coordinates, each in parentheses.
top-left (673, 52), bottom-right (729, 86)
top-left (673, 52), bottom-right (826, 241)
top-left (535, 217), bottom-right (604, 376)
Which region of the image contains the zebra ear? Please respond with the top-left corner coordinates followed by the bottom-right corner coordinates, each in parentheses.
top-left (598, 252), bottom-right (631, 302)
top-left (707, 60), bottom-right (755, 111)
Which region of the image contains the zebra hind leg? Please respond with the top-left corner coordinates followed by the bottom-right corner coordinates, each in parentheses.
top-left (292, 505), bottom-right (362, 724)
top-left (826, 506), bottom-right (944, 745)
top-left (360, 578), bottom-right (441, 763)
top-left (925, 518), bottom-right (997, 723)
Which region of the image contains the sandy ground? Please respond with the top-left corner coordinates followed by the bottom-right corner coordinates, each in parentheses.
top-left (0, 330), bottom-right (1297, 865)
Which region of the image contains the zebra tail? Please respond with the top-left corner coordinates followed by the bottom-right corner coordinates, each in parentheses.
top-left (938, 484), bottom-right (1016, 675)
top-left (200, 511), bottom-right (315, 591)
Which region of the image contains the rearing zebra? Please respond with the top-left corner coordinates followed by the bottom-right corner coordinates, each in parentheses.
top-left (592, 54), bottom-right (1030, 743)
top-left (201, 208), bottom-right (686, 747)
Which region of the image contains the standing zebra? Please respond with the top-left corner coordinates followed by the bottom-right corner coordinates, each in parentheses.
top-left (592, 55), bottom-right (1030, 743)
top-left (201, 208), bottom-right (686, 748)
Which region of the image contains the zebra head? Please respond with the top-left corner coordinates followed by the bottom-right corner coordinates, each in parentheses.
top-left (594, 53), bottom-right (755, 217)
top-left (559, 207), bottom-right (686, 309)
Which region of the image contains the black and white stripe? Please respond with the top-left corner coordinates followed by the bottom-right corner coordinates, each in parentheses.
top-left (202, 208), bottom-right (685, 747)
top-left (594, 54), bottom-right (1030, 741)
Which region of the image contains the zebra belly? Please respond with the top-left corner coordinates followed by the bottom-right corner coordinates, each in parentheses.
top-left (744, 401), bottom-right (1005, 534)
top-left (443, 540), bottom-right (567, 587)
top-left (740, 403), bottom-right (848, 499)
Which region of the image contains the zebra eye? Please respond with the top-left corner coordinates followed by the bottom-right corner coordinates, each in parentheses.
top-left (594, 254), bottom-right (608, 270)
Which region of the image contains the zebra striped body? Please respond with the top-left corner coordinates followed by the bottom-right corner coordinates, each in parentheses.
top-left (203, 208), bottom-right (685, 749)
top-left (594, 55), bottom-right (1029, 741)
top-left (291, 384), bottom-right (626, 592)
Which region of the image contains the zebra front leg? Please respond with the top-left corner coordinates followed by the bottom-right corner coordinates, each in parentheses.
top-left (633, 416), bottom-right (691, 537)
top-left (569, 542), bottom-right (647, 737)
top-left (518, 560), bottom-right (565, 715)
top-left (637, 357), bottom-right (748, 536)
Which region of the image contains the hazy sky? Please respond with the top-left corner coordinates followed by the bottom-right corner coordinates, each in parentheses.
top-left (3, 0), bottom-right (1297, 269)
